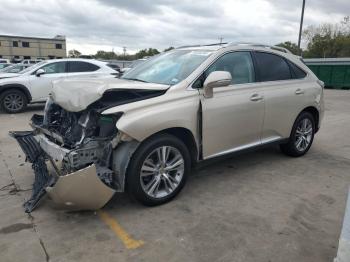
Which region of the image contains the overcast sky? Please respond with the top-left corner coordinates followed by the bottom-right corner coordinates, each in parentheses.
top-left (0, 0), bottom-right (348, 54)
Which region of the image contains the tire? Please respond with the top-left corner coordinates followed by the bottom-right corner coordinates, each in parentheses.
top-left (280, 111), bottom-right (315, 157)
top-left (127, 134), bottom-right (191, 206)
top-left (0, 89), bottom-right (28, 113)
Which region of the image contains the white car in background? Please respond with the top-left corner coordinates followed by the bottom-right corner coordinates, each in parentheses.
top-left (0, 59), bottom-right (118, 113)
top-left (21, 59), bottom-right (43, 65)
top-left (0, 64), bottom-right (31, 74)
top-left (120, 58), bottom-right (148, 74)
top-left (0, 63), bottom-right (12, 70)
top-left (0, 59), bottom-right (11, 64)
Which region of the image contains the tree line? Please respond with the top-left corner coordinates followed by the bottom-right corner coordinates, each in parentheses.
top-left (69, 16), bottom-right (349, 60)
top-left (277, 16), bottom-right (349, 57)
top-left (68, 47), bottom-right (174, 60)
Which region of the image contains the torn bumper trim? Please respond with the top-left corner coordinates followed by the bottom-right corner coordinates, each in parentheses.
top-left (46, 164), bottom-right (115, 210)
top-left (10, 131), bottom-right (116, 212)
top-left (35, 133), bottom-right (70, 162)
top-left (9, 131), bottom-right (56, 213)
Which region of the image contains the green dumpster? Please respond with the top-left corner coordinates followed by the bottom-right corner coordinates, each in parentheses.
top-left (304, 58), bottom-right (350, 90)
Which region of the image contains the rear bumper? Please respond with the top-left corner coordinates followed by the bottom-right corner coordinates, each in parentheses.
top-left (10, 131), bottom-right (115, 212)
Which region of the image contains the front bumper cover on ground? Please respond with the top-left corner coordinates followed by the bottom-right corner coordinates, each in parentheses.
top-left (10, 131), bottom-right (115, 212)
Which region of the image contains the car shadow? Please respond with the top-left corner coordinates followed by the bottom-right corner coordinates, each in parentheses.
top-left (0, 103), bottom-right (45, 114)
top-left (25, 103), bottom-right (45, 112)
top-left (101, 145), bottom-right (285, 212)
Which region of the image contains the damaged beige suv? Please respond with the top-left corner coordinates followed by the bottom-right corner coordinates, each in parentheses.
top-left (11, 43), bottom-right (324, 212)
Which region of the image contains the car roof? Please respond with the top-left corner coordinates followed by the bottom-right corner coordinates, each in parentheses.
top-left (41, 58), bottom-right (107, 65)
top-left (177, 42), bottom-right (292, 55)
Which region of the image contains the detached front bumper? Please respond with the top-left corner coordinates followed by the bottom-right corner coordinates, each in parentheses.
top-left (10, 131), bottom-right (116, 213)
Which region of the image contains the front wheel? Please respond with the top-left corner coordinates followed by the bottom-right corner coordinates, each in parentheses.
top-left (280, 112), bottom-right (315, 157)
top-left (127, 134), bottom-right (190, 206)
top-left (0, 89), bottom-right (28, 113)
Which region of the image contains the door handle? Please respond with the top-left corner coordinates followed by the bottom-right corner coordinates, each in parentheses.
top-left (295, 88), bottom-right (304, 95)
top-left (250, 93), bottom-right (264, 102)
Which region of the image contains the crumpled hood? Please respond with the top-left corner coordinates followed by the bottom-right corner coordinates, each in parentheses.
top-left (51, 77), bottom-right (169, 112)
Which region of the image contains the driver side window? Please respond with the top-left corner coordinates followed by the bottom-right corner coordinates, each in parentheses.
top-left (206, 51), bottom-right (255, 85)
top-left (39, 62), bottom-right (66, 74)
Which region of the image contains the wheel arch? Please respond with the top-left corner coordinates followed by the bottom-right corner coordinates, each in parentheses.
top-left (144, 127), bottom-right (199, 167)
top-left (0, 84), bottom-right (32, 102)
top-left (299, 106), bottom-right (320, 133)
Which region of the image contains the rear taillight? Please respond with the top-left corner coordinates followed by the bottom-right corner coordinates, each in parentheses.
top-left (317, 79), bottom-right (325, 88)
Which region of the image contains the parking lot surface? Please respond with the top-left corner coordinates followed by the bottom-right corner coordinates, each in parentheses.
top-left (0, 90), bottom-right (350, 262)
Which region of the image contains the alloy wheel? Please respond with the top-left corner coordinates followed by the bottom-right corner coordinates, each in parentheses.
top-left (295, 118), bottom-right (313, 152)
top-left (3, 93), bottom-right (24, 112)
top-left (140, 146), bottom-right (185, 199)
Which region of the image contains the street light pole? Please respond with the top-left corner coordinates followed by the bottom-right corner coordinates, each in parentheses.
top-left (298, 0), bottom-right (306, 55)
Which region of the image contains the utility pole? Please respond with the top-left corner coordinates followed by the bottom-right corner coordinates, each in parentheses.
top-left (218, 37), bottom-right (223, 44)
top-left (123, 46), bottom-right (127, 58)
top-left (298, 0), bottom-right (306, 56)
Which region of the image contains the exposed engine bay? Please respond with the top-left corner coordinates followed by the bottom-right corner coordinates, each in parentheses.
top-left (10, 88), bottom-right (166, 212)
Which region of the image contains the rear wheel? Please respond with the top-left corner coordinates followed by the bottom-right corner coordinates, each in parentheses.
top-left (127, 134), bottom-right (190, 206)
top-left (280, 112), bottom-right (315, 157)
top-left (0, 89), bottom-right (28, 113)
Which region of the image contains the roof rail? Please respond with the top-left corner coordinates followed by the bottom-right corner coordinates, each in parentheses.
top-left (177, 42), bottom-right (228, 49)
top-left (229, 42), bottom-right (292, 54)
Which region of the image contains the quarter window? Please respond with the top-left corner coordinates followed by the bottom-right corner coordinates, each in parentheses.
top-left (288, 61), bottom-right (307, 79)
top-left (205, 52), bottom-right (255, 85)
top-left (67, 61), bottom-right (100, 72)
top-left (39, 62), bottom-right (66, 74)
top-left (254, 52), bottom-right (292, 81)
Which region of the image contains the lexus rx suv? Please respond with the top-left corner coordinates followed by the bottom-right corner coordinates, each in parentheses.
top-left (11, 43), bottom-right (324, 212)
top-left (0, 58), bottom-right (118, 113)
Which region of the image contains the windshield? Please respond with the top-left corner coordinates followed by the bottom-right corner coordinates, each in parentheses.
top-left (122, 50), bottom-right (212, 85)
top-left (0, 64), bottom-right (10, 70)
top-left (130, 59), bottom-right (146, 68)
top-left (1, 64), bottom-right (27, 73)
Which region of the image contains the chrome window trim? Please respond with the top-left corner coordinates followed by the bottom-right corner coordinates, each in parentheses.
top-left (187, 49), bottom-right (255, 90)
top-left (186, 49), bottom-right (309, 91)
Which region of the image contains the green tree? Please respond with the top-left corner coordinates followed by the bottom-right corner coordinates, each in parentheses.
top-left (68, 49), bottom-right (81, 58)
top-left (164, 47), bottom-right (175, 52)
top-left (302, 16), bottom-right (350, 58)
top-left (93, 47), bottom-right (161, 61)
top-left (95, 50), bottom-right (118, 60)
top-left (275, 42), bottom-right (301, 55)
top-left (134, 48), bottom-right (160, 59)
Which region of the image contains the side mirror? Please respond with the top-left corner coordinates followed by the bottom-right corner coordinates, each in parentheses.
top-left (203, 71), bottom-right (232, 98)
top-left (35, 69), bottom-right (45, 77)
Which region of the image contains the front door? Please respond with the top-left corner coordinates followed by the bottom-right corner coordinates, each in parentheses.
top-left (200, 51), bottom-right (265, 158)
top-left (29, 61), bottom-right (67, 101)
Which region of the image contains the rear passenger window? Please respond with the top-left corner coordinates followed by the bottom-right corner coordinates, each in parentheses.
top-left (68, 61), bottom-right (99, 73)
top-left (288, 61), bottom-right (307, 79)
top-left (255, 52), bottom-right (292, 81)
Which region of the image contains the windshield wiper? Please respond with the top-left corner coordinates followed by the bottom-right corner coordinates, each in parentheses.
top-left (123, 77), bottom-right (149, 83)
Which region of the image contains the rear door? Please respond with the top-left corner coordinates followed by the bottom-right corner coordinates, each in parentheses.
top-left (200, 51), bottom-right (265, 158)
top-left (253, 51), bottom-right (310, 141)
